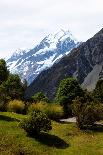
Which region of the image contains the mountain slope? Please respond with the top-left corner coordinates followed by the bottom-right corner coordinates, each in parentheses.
top-left (6, 29), bottom-right (80, 84)
top-left (25, 28), bottom-right (103, 99)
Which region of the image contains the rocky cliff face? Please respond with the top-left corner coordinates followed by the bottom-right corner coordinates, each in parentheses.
top-left (25, 28), bottom-right (103, 99)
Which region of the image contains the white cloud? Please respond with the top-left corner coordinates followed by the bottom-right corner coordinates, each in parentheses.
top-left (0, 0), bottom-right (103, 58)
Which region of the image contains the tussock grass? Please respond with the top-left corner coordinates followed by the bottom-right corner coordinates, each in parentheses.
top-left (28, 102), bottom-right (64, 120)
top-left (7, 100), bottom-right (25, 114)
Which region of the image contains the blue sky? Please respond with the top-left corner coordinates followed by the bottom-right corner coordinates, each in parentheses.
top-left (0, 0), bottom-right (103, 58)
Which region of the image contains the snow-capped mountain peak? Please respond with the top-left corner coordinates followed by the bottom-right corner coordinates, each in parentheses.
top-left (6, 29), bottom-right (80, 84)
top-left (54, 29), bottom-right (72, 40)
top-left (11, 48), bottom-right (30, 58)
top-left (12, 49), bottom-right (25, 57)
top-left (44, 29), bottom-right (77, 45)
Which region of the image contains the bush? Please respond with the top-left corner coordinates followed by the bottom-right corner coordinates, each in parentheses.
top-left (7, 100), bottom-right (25, 114)
top-left (72, 97), bottom-right (103, 129)
top-left (19, 110), bottom-right (52, 135)
top-left (28, 102), bottom-right (64, 120)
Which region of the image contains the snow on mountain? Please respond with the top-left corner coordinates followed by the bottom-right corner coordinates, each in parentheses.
top-left (6, 29), bottom-right (80, 84)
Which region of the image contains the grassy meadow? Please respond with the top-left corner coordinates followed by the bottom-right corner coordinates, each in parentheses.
top-left (0, 112), bottom-right (103, 155)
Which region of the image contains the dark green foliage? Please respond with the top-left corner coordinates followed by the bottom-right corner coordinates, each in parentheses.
top-left (0, 84), bottom-right (10, 106)
top-left (56, 78), bottom-right (83, 104)
top-left (55, 78), bottom-right (84, 116)
top-left (0, 59), bottom-right (27, 111)
top-left (32, 92), bottom-right (49, 103)
top-left (72, 96), bottom-right (103, 129)
top-left (0, 59), bottom-right (9, 110)
top-left (92, 79), bottom-right (103, 119)
top-left (93, 79), bottom-right (103, 103)
top-left (0, 59), bottom-right (9, 84)
top-left (19, 110), bottom-right (52, 135)
top-left (4, 74), bottom-right (25, 100)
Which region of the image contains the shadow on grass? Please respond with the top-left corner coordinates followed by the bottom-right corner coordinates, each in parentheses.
top-left (59, 121), bottom-right (74, 125)
top-left (90, 124), bottom-right (103, 132)
top-left (0, 114), bottom-right (19, 122)
top-left (29, 132), bottom-right (69, 149)
top-left (83, 124), bottom-right (103, 133)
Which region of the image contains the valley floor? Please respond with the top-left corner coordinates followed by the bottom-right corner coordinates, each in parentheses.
top-left (0, 112), bottom-right (103, 155)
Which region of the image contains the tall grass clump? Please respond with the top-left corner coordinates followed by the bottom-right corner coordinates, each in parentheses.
top-left (7, 100), bottom-right (25, 114)
top-left (28, 102), bottom-right (47, 113)
top-left (28, 102), bottom-right (64, 120)
top-left (45, 104), bottom-right (64, 120)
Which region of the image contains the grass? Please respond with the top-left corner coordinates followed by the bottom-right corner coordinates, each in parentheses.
top-left (0, 112), bottom-right (103, 155)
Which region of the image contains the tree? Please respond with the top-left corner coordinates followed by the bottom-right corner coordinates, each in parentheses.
top-left (32, 92), bottom-right (49, 103)
top-left (4, 74), bottom-right (25, 100)
top-left (72, 96), bottom-right (103, 129)
top-left (93, 79), bottom-right (103, 103)
top-left (55, 78), bottom-right (84, 116)
top-left (0, 59), bottom-right (9, 84)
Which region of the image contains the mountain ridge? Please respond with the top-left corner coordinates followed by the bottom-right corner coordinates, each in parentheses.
top-left (25, 28), bottom-right (103, 99)
top-left (6, 29), bottom-right (80, 84)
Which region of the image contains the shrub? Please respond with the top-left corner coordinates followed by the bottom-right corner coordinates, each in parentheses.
top-left (19, 110), bottom-right (52, 135)
top-left (7, 100), bottom-right (25, 114)
top-left (72, 97), bottom-right (103, 129)
top-left (28, 102), bottom-right (64, 120)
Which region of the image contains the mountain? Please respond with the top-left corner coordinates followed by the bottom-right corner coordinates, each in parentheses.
top-left (6, 29), bottom-right (80, 84)
top-left (25, 28), bottom-right (103, 99)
